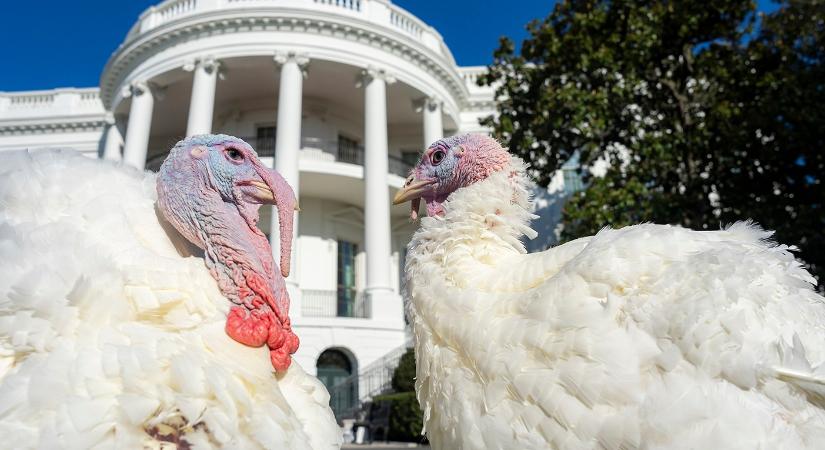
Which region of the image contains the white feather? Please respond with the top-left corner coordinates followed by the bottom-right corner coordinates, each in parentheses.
top-left (406, 156), bottom-right (825, 449)
top-left (0, 149), bottom-right (342, 449)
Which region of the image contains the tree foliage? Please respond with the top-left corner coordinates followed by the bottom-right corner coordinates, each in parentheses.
top-left (391, 348), bottom-right (417, 393)
top-left (372, 392), bottom-right (426, 443)
top-left (482, 0), bottom-right (824, 286)
top-left (370, 349), bottom-right (425, 442)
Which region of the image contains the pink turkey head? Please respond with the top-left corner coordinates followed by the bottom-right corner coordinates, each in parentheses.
top-left (393, 134), bottom-right (510, 218)
top-left (156, 134), bottom-right (296, 277)
top-left (156, 134), bottom-right (300, 372)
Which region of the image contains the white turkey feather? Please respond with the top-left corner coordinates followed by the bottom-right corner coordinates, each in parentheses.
top-left (0, 149), bottom-right (342, 449)
top-left (406, 155), bottom-right (825, 449)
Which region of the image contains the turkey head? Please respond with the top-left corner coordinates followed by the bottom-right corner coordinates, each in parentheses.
top-left (156, 134), bottom-right (299, 372)
top-left (393, 134), bottom-right (510, 219)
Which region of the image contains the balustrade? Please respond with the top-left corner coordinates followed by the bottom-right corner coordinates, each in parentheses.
top-left (301, 289), bottom-right (371, 318)
top-left (145, 136), bottom-right (413, 176)
top-left (0, 89), bottom-right (105, 121)
top-left (390, 10), bottom-right (422, 37)
top-left (126, 0), bottom-right (444, 55)
top-left (313, 0), bottom-right (361, 11)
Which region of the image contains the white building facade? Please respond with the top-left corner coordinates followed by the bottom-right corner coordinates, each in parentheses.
top-left (0, 0), bottom-right (499, 412)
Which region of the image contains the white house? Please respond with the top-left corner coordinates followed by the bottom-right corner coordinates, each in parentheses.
top-left (0, 0), bottom-right (505, 416)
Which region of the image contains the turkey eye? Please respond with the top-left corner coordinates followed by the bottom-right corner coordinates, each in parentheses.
top-left (431, 150), bottom-right (446, 165)
top-left (226, 148), bottom-right (243, 162)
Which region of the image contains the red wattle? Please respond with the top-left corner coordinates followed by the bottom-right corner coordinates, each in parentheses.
top-left (223, 269), bottom-right (300, 372)
top-left (225, 307), bottom-right (269, 347)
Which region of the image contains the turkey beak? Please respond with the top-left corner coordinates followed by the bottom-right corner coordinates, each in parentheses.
top-left (246, 180), bottom-right (301, 211)
top-left (247, 180), bottom-right (276, 202)
top-left (393, 176), bottom-right (436, 205)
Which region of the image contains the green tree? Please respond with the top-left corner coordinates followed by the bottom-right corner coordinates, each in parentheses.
top-left (482, 0), bottom-right (824, 286)
top-left (372, 348), bottom-right (425, 442)
top-left (391, 348), bottom-right (417, 393)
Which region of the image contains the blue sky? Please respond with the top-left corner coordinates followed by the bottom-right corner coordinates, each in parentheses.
top-left (0, 0), bottom-right (551, 92)
top-left (0, 1), bottom-right (779, 92)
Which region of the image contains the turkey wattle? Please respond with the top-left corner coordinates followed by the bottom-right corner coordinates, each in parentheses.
top-left (395, 134), bottom-right (825, 449)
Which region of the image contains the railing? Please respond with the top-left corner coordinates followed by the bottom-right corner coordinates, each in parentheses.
top-left (458, 66), bottom-right (486, 86)
top-left (0, 89), bottom-right (105, 122)
top-left (390, 9), bottom-right (422, 38)
top-left (79, 91), bottom-right (100, 104)
top-left (158, 0), bottom-right (197, 24)
top-left (301, 289), bottom-right (370, 318)
top-left (389, 154), bottom-right (413, 177)
top-left (144, 137), bottom-right (414, 176)
top-left (8, 93), bottom-right (54, 107)
top-left (313, 0), bottom-right (361, 12)
top-left (125, 0), bottom-right (447, 55)
top-left (457, 66), bottom-right (497, 95)
top-left (243, 136), bottom-right (413, 177)
top-left (328, 338), bottom-right (413, 419)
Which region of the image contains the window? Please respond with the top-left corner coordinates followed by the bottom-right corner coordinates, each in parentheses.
top-left (337, 135), bottom-right (362, 165)
top-left (561, 153), bottom-right (584, 194)
top-left (337, 240), bottom-right (358, 317)
top-left (563, 167), bottom-right (584, 194)
top-left (256, 126), bottom-right (276, 157)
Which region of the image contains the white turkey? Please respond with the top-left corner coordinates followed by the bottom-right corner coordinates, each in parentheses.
top-left (0, 135), bottom-right (342, 449)
top-left (394, 133), bottom-right (825, 449)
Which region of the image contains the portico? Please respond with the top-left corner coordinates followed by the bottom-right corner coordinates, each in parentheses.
top-left (85, 0), bottom-right (494, 384)
top-left (110, 52), bottom-right (449, 331)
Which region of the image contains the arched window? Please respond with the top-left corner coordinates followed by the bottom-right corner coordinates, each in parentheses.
top-left (317, 348), bottom-right (357, 418)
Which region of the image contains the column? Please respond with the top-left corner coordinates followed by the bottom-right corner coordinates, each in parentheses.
top-left (418, 97), bottom-right (443, 147)
top-left (185, 58), bottom-right (220, 135)
top-left (270, 52), bottom-right (308, 297)
top-left (102, 113), bottom-right (123, 161)
top-left (360, 67), bottom-right (395, 298)
top-left (122, 81), bottom-right (155, 170)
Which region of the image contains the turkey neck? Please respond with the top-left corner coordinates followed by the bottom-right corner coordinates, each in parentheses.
top-left (197, 196), bottom-right (299, 371)
top-left (199, 201), bottom-right (288, 315)
top-left (406, 157), bottom-right (537, 291)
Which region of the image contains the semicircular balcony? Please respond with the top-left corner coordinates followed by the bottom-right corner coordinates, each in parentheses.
top-left (101, 0), bottom-right (469, 120)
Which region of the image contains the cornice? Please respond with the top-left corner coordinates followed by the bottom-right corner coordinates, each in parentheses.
top-left (100, 9), bottom-right (469, 111)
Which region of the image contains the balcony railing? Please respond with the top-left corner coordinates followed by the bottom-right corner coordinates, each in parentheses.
top-left (256, 136), bottom-right (414, 177)
top-left (145, 137), bottom-right (414, 177)
top-left (301, 289), bottom-right (370, 319)
top-left (0, 88), bottom-right (105, 120)
top-left (126, 0), bottom-right (447, 57)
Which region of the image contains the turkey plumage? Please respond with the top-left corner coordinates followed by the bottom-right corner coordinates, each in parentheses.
top-left (0, 137), bottom-right (342, 449)
top-left (396, 134), bottom-right (825, 449)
